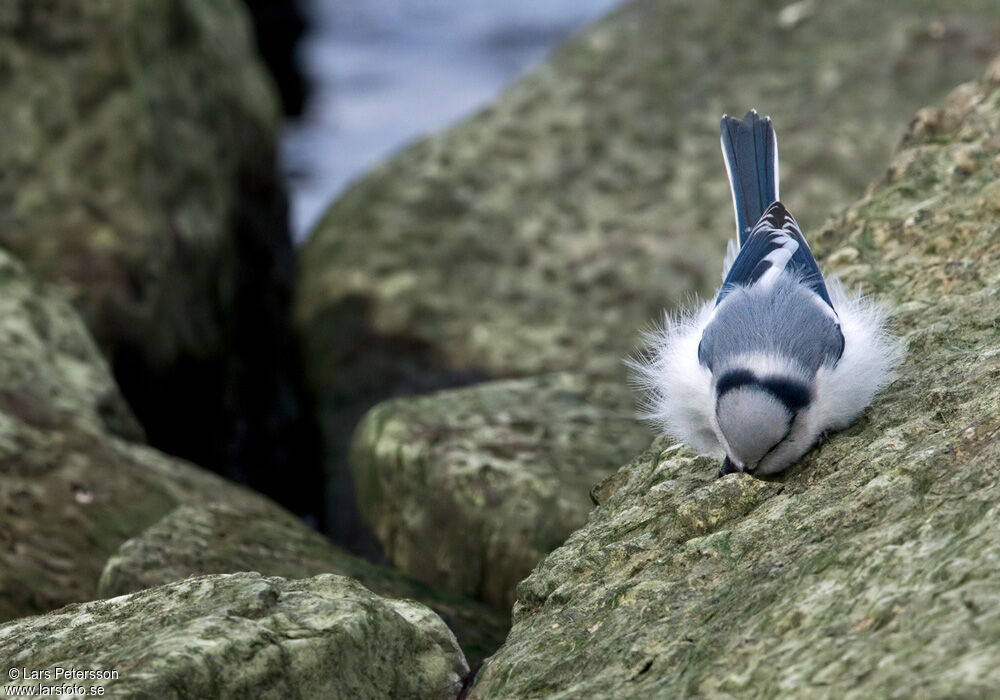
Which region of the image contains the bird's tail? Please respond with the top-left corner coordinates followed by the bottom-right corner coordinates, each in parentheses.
top-left (720, 110), bottom-right (778, 246)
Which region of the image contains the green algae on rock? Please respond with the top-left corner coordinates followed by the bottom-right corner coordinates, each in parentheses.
top-left (97, 501), bottom-right (508, 663)
top-left (298, 0), bottom-right (1000, 381)
top-left (0, 250), bottom-right (141, 443)
top-left (1, 573), bottom-right (468, 700)
top-left (296, 0), bottom-right (1000, 552)
top-left (352, 373), bottom-right (651, 612)
top-left (0, 247), bottom-right (274, 622)
top-left (0, 0), bottom-right (321, 517)
top-left (469, 59), bottom-right (1000, 698)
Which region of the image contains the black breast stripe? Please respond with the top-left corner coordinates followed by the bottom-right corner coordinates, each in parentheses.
top-left (715, 368), bottom-right (811, 414)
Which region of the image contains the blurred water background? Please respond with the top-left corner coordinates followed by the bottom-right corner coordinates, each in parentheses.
top-left (280, 0), bottom-right (623, 240)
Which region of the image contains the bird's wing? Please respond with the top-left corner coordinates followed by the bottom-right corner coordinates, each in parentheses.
top-left (717, 201), bottom-right (835, 310)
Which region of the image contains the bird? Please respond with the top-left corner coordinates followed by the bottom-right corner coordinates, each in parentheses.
top-left (627, 110), bottom-right (902, 477)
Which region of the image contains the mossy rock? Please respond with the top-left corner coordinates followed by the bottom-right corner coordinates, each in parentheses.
top-left (0, 0), bottom-right (320, 515)
top-left (98, 501), bottom-right (508, 664)
top-left (0, 247), bottom-right (268, 622)
top-left (470, 59), bottom-right (1000, 698)
top-left (298, 0), bottom-right (1000, 380)
top-left (296, 0), bottom-right (1000, 548)
top-left (0, 573), bottom-right (467, 699)
top-left (351, 374), bottom-right (650, 611)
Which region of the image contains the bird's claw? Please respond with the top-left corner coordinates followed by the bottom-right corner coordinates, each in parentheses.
top-left (716, 456), bottom-right (740, 479)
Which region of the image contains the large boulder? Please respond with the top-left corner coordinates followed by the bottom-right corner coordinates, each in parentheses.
top-left (470, 59), bottom-right (1000, 697)
top-left (97, 501), bottom-right (508, 663)
top-left (352, 373), bottom-right (650, 610)
top-left (296, 0), bottom-right (1000, 547)
top-left (0, 247), bottom-right (269, 622)
top-left (0, 573), bottom-right (467, 699)
top-left (0, 0), bottom-right (321, 518)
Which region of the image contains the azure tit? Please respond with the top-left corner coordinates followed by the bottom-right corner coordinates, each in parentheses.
top-left (628, 111), bottom-right (901, 477)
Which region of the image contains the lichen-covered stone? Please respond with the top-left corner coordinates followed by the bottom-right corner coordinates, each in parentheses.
top-left (0, 0), bottom-right (321, 516)
top-left (0, 572), bottom-right (467, 699)
top-left (0, 250), bottom-right (141, 442)
top-left (298, 1), bottom-right (1000, 378)
top-left (352, 374), bottom-right (650, 611)
top-left (296, 0), bottom-right (1000, 550)
top-left (97, 501), bottom-right (508, 663)
top-left (0, 247), bottom-right (270, 622)
top-left (470, 59), bottom-right (1000, 698)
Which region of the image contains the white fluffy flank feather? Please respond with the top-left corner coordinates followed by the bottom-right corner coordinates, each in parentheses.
top-left (814, 278), bottom-right (904, 431)
top-left (625, 300), bottom-right (722, 457)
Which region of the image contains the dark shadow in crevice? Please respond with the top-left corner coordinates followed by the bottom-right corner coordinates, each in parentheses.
top-left (304, 295), bottom-right (493, 558)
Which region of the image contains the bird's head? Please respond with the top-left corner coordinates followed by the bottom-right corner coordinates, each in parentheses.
top-left (713, 368), bottom-right (817, 475)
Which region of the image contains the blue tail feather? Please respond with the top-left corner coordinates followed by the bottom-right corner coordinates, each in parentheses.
top-left (720, 110), bottom-right (778, 245)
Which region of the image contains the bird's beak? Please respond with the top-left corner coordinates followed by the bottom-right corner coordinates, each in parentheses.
top-left (716, 456), bottom-right (740, 478)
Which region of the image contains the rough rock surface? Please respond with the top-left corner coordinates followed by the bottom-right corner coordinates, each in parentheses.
top-left (470, 59), bottom-right (1000, 697)
top-left (297, 0), bottom-right (1000, 548)
top-left (97, 501), bottom-right (508, 663)
top-left (352, 374), bottom-right (650, 610)
top-left (0, 0), bottom-right (321, 518)
top-left (0, 573), bottom-right (468, 700)
top-left (0, 247), bottom-right (271, 622)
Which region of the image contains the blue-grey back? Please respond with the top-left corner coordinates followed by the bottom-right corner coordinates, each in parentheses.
top-left (698, 274), bottom-right (844, 375)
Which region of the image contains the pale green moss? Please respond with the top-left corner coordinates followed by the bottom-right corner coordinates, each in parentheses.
top-left (98, 502), bottom-right (507, 663)
top-left (0, 247), bottom-right (269, 622)
top-left (351, 374), bottom-right (651, 612)
top-left (0, 573), bottom-right (467, 699)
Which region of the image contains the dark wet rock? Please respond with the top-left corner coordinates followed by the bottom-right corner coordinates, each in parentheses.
top-left (242, 0), bottom-right (309, 116)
